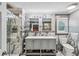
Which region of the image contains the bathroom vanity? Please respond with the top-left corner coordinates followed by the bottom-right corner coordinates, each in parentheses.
top-left (25, 36), bottom-right (56, 56)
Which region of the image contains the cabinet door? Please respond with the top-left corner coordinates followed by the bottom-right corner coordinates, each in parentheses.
top-left (26, 40), bottom-right (34, 49)
top-left (48, 40), bottom-right (56, 49)
top-left (41, 39), bottom-right (49, 49)
top-left (33, 40), bottom-right (40, 49)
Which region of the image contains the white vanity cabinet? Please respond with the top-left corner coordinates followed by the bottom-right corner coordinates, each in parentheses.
top-left (25, 36), bottom-right (56, 56)
top-left (41, 39), bottom-right (56, 49)
top-left (26, 39), bottom-right (41, 49)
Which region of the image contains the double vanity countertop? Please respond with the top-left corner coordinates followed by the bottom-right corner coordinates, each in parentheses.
top-left (25, 36), bottom-right (56, 40)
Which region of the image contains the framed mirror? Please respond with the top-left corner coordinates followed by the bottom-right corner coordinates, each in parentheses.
top-left (42, 18), bottom-right (51, 31)
top-left (30, 18), bottom-right (39, 32)
top-left (43, 22), bottom-right (51, 31)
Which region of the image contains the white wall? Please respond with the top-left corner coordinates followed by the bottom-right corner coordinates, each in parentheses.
top-left (0, 13), bottom-right (1, 49)
top-left (1, 3), bottom-right (7, 51)
top-left (70, 10), bottom-right (79, 51)
top-left (70, 10), bottom-right (79, 33)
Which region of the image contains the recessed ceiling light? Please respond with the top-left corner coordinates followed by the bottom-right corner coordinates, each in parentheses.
top-left (67, 5), bottom-right (76, 10)
top-left (67, 3), bottom-right (78, 10)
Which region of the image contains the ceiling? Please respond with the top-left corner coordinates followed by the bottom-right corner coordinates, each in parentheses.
top-left (7, 2), bottom-right (79, 14)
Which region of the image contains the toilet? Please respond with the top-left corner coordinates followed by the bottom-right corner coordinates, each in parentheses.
top-left (59, 37), bottom-right (74, 56)
top-left (62, 44), bottom-right (74, 56)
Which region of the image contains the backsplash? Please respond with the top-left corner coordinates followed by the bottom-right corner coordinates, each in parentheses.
top-left (27, 31), bottom-right (55, 36)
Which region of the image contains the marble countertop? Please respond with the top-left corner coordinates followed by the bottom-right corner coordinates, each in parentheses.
top-left (25, 36), bottom-right (56, 40)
